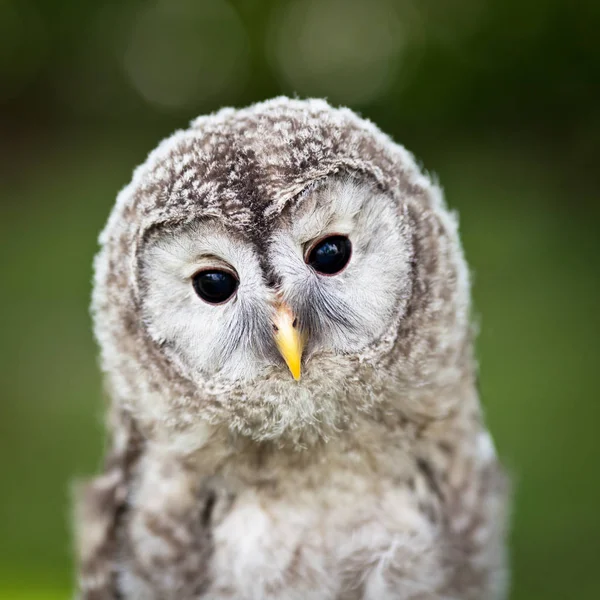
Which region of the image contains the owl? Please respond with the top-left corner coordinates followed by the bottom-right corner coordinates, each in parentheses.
top-left (74, 98), bottom-right (509, 600)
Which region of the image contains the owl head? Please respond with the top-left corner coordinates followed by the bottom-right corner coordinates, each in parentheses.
top-left (93, 98), bottom-right (472, 449)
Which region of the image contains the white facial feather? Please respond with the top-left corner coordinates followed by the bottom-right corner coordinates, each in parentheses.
top-left (271, 177), bottom-right (411, 351)
top-left (140, 220), bottom-right (273, 383)
top-left (139, 178), bottom-right (411, 393)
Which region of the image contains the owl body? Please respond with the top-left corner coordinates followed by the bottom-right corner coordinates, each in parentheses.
top-left (92, 406), bottom-right (504, 600)
top-left (76, 98), bottom-right (509, 599)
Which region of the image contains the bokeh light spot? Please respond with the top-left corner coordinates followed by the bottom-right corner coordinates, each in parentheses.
top-left (268, 0), bottom-right (405, 105)
top-left (122, 0), bottom-right (249, 110)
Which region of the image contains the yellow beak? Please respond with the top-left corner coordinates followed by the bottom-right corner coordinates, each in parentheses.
top-left (273, 303), bottom-right (304, 381)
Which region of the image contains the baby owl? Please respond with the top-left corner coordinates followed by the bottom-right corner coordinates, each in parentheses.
top-left (75, 98), bottom-right (509, 599)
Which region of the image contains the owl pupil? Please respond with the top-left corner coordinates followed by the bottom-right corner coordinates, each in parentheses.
top-left (307, 235), bottom-right (352, 275)
top-left (192, 270), bottom-right (238, 304)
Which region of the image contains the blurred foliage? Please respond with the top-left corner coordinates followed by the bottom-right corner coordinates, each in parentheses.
top-left (0, 1), bottom-right (598, 599)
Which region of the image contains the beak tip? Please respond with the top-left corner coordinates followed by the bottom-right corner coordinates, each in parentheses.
top-left (272, 302), bottom-right (304, 382)
top-left (287, 359), bottom-right (301, 381)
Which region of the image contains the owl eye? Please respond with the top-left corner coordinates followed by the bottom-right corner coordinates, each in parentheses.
top-left (192, 269), bottom-right (238, 304)
top-left (306, 235), bottom-right (352, 275)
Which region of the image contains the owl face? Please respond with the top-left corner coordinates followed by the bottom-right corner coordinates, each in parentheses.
top-left (139, 177), bottom-right (412, 397)
top-left (95, 98), bottom-right (471, 445)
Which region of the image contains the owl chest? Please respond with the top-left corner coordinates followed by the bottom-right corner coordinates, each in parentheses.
top-left (208, 485), bottom-right (439, 600)
top-left (121, 461), bottom-right (442, 600)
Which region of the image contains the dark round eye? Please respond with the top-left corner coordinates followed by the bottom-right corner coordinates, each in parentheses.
top-left (192, 269), bottom-right (238, 304)
top-left (307, 235), bottom-right (352, 275)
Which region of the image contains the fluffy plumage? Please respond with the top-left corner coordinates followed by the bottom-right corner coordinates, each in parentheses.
top-left (75, 97), bottom-right (509, 599)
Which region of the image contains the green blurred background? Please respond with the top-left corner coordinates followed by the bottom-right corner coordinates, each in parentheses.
top-left (1, 0), bottom-right (598, 598)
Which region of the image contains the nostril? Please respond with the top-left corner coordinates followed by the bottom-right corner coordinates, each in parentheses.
top-left (272, 324), bottom-right (279, 333)
top-left (292, 318), bottom-right (298, 328)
